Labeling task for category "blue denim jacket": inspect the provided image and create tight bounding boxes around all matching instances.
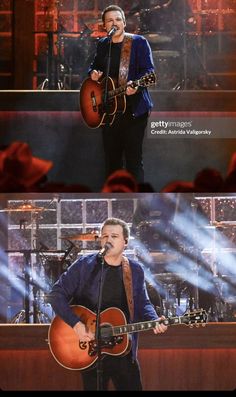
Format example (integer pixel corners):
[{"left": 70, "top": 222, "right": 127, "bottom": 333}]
[
  {"left": 49, "top": 253, "right": 158, "bottom": 360},
  {"left": 88, "top": 34, "right": 155, "bottom": 118}
]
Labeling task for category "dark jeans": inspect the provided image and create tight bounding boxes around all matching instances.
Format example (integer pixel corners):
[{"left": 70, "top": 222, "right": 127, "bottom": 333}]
[
  {"left": 102, "top": 110, "right": 149, "bottom": 184},
  {"left": 81, "top": 352, "right": 142, "bottom": 391}
]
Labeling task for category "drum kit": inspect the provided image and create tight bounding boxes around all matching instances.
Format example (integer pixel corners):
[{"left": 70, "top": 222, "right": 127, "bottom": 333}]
[
  {"left": 126, "top": 0, "right": 235, "bottom": 90},
  {"left": 1, "top": 202, "right": 100, "bottom": 323},
  {"left": 133, "top": 218, "right": 195, "bottom": 316},
  {"left": 134, "top": 215, "right": 236, "bottom": 319},
  {"left": 36, "top": 27, "right": 100, "bottom": 90},
  {"left": 36, "top": 0, "right": 104, "bottom": 90},
  {"left": 125, "top": 0, "right": 190, "bottom": 90}
]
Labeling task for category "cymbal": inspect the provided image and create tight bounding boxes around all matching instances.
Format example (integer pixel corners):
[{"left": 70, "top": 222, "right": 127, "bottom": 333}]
[
  {"left": 0, "top": 204, "right": 45, "bottom": 213},
  {"left": 197, "top": 221, "right": 236, "bottom": 229},
  {"left": 152, "top": 50, "right": 180, "bottom": 58},
  {"left": 144, "top": 33, "right": 172, "bottom": 44},
  {"left": 5, "top": 249, "right": 65, "bottom": 254},
  {"left": 212, "top": 221, "right": 236, "bottom": 227},
  {"left": 194, "top": 9, "right": 235, "bottom": 16},
  {"left": 149, "top": 252, "right": 178, "bottom": 263},
  {"left": 34, "top": 31, "right": 82, "bottom": 34},
  {"left": 60, "top": 33, "right": 81, "bottom": 38},
  {"left": 197, "top": 225, "right": 216, "bottom": 229},
  {"left": 154, "top": 272, "right": 184, "bottom": 283},
  {"left": 60, "top": 232, "right": 100, "bottom": 241}
]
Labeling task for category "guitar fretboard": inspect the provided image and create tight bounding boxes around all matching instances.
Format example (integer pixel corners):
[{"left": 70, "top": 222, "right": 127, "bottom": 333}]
[
  {"left": 108, "top": 73, "right": 156, "bottom": 100},
  {"left": 112, "top": 317, "right": 182, "bottom": 335},
  {"left": 111, "top": 310, "right": 208, "bottom": 335},
  {"left": 108, "top": 85, "right": 127, "bottom": 99}
]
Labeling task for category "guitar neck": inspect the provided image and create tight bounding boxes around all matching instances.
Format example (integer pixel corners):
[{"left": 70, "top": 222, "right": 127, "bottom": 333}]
[
  {"left": 112, "top": 316, "right": 185, "bottom": 336},
  {"left": 108, "top": 81, "right": 137, "bottom": 99},
  {"left": 111, "top": 308, "right": 208, "bottom": 335},
  {"left": 108, "top": 73, "right": 155, "bottom": 100}
]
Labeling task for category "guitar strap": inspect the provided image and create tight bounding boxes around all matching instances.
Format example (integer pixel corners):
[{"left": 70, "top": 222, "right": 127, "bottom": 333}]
[
  {"left": 121, "top": 255, "right": 134, "bottom": 322},
  {"left": 118, "top": 33, "right": 133, "bottom": 86}
]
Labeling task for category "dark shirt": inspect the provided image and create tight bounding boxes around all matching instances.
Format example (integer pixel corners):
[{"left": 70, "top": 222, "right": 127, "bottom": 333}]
[
  {"left": 101, "top": 262, "right": 129, "bottom": 322},
  {"left": 104, "top": 42, "right": 122, "bottom": 80}
]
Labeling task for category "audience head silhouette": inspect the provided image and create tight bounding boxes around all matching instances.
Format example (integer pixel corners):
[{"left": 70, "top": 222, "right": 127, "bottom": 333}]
[
  {"left": 161, "top": 180, "right": 194, "bottom": 192},
  {"left": 101, "top": 169, "right": 138, "bottom": 192},
  {"left": 193, "top": 167, "right": 224, "bottom": 192},
  {"left": 224, "top": 152, "right": 236, "bottom": 191},
  {"left": 0, "top": 141, "right": 53, "bottom": 191}
]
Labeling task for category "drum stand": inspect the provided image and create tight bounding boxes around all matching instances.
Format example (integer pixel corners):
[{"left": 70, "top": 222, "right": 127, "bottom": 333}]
[
  {"left": 37, "top": 1, "right": 66, "bottom": 90},
  {"left": 5, "top": 249, "right": 32, "bottom": 323},
  {"left": 6, "top": 212, "right": 52, "bottom": 323},
  {"left": 38, "top": 31, "right": 64, "bottom": 90},
  {"left": 2, "top": 201, "right": 63, "bottom": 323},
  {"left": 171, "top": 0, "right": 194, "bottom": 90},
  {"left": 174, "top": 0, "right": 220, "bottom": 90},
  {"left": 6, "top": 249, "right": 51, "bottom": 324},
  {"left": 23, "top": 250, "right": 31, "bottom": 323}
]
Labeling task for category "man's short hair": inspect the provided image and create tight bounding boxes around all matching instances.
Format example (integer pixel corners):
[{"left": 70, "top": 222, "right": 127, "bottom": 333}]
[
  {"left": 101, "top": 5, "right": 126, "bottom": 24},
  {"left": 101, "top": 217, "right": 130, "bottom": 240}
]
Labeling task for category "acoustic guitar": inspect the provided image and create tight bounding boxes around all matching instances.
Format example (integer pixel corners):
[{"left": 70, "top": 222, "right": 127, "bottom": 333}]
[
  {"left": 79, "top": 72, "right": 156, "bottom": 128},
  {"left": 48, "top": 305, "right": 207, "bottom": 370}
]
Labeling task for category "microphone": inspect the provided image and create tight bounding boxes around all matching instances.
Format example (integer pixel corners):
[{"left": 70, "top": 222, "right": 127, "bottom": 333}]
[
  {"left": 98, "top": 242, "right": 112, "bottom": 257},
  {"left": 107, "top": 26, "right": 118, "bottom": 37}
]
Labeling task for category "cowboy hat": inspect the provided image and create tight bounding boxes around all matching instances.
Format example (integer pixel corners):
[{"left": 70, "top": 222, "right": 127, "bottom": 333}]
[{"left": 0, "top": 141, "right": 53, "bottom": 188}]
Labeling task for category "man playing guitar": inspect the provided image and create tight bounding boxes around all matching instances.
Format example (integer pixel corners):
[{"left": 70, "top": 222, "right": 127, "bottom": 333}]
[
  {"left": 84, "top": 5, "right": 155, "bottom": 185},
  {"left": 49, "top": 217, "right": 167, "bottom": 390}
]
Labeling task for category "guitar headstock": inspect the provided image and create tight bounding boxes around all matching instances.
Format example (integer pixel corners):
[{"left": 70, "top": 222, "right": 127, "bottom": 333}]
[
  {"left": 181, "top": 309, "right": 208, "bottom": 327},
  {"left": 139, "top": 72, "right": 157, "bottom": 87}
]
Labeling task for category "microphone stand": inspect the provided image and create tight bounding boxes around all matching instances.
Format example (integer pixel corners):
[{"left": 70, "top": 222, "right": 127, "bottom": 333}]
[
  {"left": 103, "top": 35, "right": 113, "bottom": 126},
  {"left": 173, "top": 0, "right": 188, "bottom": 90},
  {"left": 95, "top": 253, "right": 106, "bottom": 390}
]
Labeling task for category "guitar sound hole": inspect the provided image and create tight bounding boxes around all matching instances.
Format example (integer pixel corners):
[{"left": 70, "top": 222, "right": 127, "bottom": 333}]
[
  {"left": 100, "top": 324, "right": 124, "bottom": 348},
  {"left": 100, "top": 324, "right": 113, "bottom": 341}
]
